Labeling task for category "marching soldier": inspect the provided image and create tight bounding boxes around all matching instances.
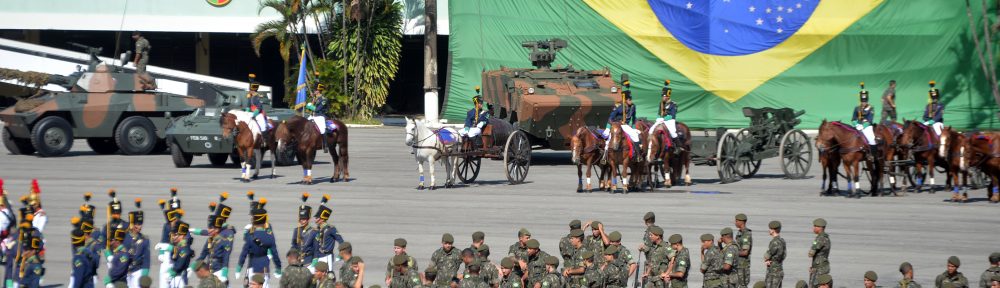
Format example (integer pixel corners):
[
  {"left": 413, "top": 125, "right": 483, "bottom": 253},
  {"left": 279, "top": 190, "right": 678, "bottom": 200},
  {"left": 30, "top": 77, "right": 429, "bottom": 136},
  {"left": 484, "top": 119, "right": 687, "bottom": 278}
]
[
  {"left": 642, "top": 226, "right": 668, "bottom": 288},
  {"left": 388, "top": 255, "right": 422, "bottom": 288},
  {"left": 762, "top": 221, "right": 785, "bottom": 288},
  {"left": 562, "top": 229, "right": 589, "bottom": 288},
  {"left": 559, "top": 220, "right": 582, "bottom": 262},
  {"left": 720, "top": 228, "right": 740, "bottom": 288},
  {"left": 166, "top": 221, "right": 194, "bottom": 288},
  {"left": 865, "top": 271, "right": 879, "bottom": 288},
  {"left": 935, "top": 256, "right": 969, "bottom": 288},
  {"left": 583, "top": 221, "right": 607, "bottom": 264},
  {"left": 464, "top": 87, "right": 490, "bottom": 148},
  {"left": 280, "top": 249, "right": 312, "bottom": 288},
  {"left": 314, "top": 194, "right": 344, "bottom": 272},
  {"left": 314, "top": 262, "right": 337, "bottom": 288},
  {"left": 193, "top": 192, "right": 235, "bottom": 285},
  {"left": 194, "top": 261, "right": 225, "bottom": 288},
  {"left": 429, "top": 233, "right": 461, "bottom": 287},
  {"left": 606, "top": 231, "right": 636, "bottom": 283},
  {"left": 897, "top": 262, "right": 923, "bottom": 288},
  {"left": 292, "top": 193, "right": 316, "bottom": 270},
  {"left": 665, "top": 234, "right": 690, "bottom": 288},
  {"left": 881, "top": 80, "right": 897, "bottom": 122},
  {"left": 499, "top": 257, "right": 523, "bottom": 288},
  {"left": 125, "top": 199, "right": 151, "bottom": 288},
  {"left": 97, "top": 190, "right": 125, "bottom": 270},
  {"left": 245, "top": 74, "right": 271, "bottom": 133},
  {"left": 852, "top": 82, "right": 878, "bottom": 158},
  {"left": 538, "top": 256, "right": 561, "bottom": 288},
  {"left": 600, "top": 246, "right": 626, "bottom": 288},
  {"left": 105, "top": 224, "right": 130, "bottom": 287},
  {"left": 385, "top": 238, "right": 418, "bottom": 286},
  {"left": 71, "top": 222, "right": 98, "bottom": 288},
  {"left": 131, "top": 31, "right": 151, "bottom": 73},
  {"left": 982, "top": 253, "right": 1000, "bottom": 288},
  {"left": 522, "top": 239, "right": 549, "bottom": 288},
  {"left": 236, "top": 196, "right": 282, "bottom": 287},
  {"left": 923, "top": 81, "right": 945, "bottom": 138},
  {"left": 17, "top": 228, "right": 43, "bottom": 288},
  {"left": 700, "top": 234, "right": 723, "bottom": 288},
  {"left": 157, "top": 188, "right": 184, "bottom": 288},
  {"left": 734, "top": 214, "right": 753, "bottom": 288},
  {"left": 808, "top": 219, "right": 831, "bottom": 288}
]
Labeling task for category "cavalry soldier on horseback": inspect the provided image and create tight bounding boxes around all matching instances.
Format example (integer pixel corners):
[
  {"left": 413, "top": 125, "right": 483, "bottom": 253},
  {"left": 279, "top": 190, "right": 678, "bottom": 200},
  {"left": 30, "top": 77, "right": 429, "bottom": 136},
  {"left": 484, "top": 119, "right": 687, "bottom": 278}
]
[
  {"left": 603, "top": 80, "right": 641, "bottom": 161},
  {"left": 307, "top": 82, "right": 335, "bottom": 152},
  {"left": 651, "top": 80, "right": 681, "bottom": 144},
  {"left": 464, "top": 86, "right": 489, "bottom": 149},
  {"left": 245, "top": 74, "right": 271, "bottom": 133},
  {"left": 923, "top": 81, "right": 945, "bottom": 139},
  {"left": 852, "top": 82, "right": 878, "bottom": 158}
]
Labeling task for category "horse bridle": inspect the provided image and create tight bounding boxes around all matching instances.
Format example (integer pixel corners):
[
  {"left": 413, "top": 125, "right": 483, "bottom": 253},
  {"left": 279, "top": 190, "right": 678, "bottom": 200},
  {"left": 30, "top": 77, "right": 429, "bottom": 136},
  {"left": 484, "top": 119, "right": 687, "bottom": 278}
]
[{"left": 406, "top": 121, "right": 446, "bottom": 153}]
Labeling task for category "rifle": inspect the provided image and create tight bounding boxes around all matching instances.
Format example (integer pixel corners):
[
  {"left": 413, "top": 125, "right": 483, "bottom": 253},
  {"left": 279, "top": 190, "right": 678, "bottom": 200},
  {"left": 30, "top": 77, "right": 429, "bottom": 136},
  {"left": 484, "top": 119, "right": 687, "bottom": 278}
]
[{"left": 632, "top": 252, "right": 642, "bottom": 288}]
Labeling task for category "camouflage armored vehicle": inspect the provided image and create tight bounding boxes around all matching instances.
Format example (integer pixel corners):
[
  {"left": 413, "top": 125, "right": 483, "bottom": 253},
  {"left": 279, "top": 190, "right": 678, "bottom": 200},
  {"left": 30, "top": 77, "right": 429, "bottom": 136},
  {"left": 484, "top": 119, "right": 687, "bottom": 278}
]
[
  {"left": 165, "top": 88, "right": 297, "bottom": 167},
  {"left": 1, "top": 43, "right": 204, "bottom": 157},
  {"left": 479, "top": 38, "right": 617, "bottom": 150}
]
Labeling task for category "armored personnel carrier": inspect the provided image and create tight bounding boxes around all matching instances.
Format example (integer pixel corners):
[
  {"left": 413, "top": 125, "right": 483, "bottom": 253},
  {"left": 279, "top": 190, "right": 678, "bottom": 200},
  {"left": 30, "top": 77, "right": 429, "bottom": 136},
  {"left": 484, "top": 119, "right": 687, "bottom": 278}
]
[{"left": 1, "top": 43, "right": 204, "bottom": 157}]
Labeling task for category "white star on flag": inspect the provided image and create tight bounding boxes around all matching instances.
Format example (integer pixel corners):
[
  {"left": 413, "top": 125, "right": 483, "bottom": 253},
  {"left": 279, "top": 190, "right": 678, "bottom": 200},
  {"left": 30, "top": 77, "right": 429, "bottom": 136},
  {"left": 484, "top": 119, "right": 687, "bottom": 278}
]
[
  {"left": 777, "top": 28, "right": 784, "bottom": 33},
  {"left": 796, "top": 3, "right": 803, "bottom": 8},
  {"left": 756, "top": 18, "right": 764, "bottom": 25},
  {"left": 787, "top": 8, "right": 793, "bottom": 13},
  {"left": 776, "top": 16, "right": 783, "bottom": 23},
  {"left": 724, "top": 29, "right": 730, "bottom": 33},
  {"left": 777, "top": 6, "right": 784, "bottom": 11},
  {"left": 749, "top": 6, "right": 756, "bottom": 12},
  {"left": 686, "top": 2, "right": 693, "bottom": 9},
  {"left": 766, "top": 7, "right": 772, "bottom": 13}
]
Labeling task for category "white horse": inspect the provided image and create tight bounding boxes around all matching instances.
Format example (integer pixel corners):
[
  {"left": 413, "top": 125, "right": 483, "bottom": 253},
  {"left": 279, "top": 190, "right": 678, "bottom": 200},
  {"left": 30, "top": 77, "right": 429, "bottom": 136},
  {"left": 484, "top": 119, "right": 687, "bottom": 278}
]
[{"left": 404, "top": 117, "right": 459, "bottom": 190}]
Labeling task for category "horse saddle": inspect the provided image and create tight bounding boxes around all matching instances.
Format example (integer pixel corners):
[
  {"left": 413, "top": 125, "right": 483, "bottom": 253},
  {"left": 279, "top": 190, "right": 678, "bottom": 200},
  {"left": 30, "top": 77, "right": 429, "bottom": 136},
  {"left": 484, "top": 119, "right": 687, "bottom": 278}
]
[{"left": 435, "top": 128, "right": 458, "bottom": 146}]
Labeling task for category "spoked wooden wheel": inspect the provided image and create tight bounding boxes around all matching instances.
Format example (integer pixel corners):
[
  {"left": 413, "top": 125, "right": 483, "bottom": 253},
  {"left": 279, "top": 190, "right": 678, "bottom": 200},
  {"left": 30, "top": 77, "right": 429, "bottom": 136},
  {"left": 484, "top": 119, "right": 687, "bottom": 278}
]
[
  {"left": 456, "top": 156, "right": 482, "bottom": 184},
  {"left": 716, "top": 132, "right": 740, "bottom": 184},
  {"left": 779, "top": 129, "right": 813, "bottom": 179},
  {"left": 504, "top": 131, "right": 531, "bottom": 184},
  {"left": 734, "top": 129, "right": 762, "bottom": 178}
]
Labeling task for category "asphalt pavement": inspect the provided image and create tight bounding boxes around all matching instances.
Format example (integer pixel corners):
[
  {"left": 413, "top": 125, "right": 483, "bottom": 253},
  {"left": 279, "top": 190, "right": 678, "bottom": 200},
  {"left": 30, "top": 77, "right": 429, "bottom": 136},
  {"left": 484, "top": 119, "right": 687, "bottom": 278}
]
[{"left": 0, "top": 126, "right": 996, "bottom": 287}]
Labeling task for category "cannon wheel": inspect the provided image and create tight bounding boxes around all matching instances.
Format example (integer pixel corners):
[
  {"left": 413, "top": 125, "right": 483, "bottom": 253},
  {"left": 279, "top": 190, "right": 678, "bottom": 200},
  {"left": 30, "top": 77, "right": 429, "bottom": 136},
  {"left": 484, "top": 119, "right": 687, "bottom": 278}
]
[
  {"left": 504, "top": 131, "right": 531, "bottom": 184},
  {"left": 779, "top": 129, "right": 812, "bottom": 179},
  {"left": 734, "top": 129, "right": 762, "bottom": 178},
  {"left": 457, "top": 156, "right": 482, "bottom": 184},
  {"left": 716, "top": 132, "right": 740, "bottom": 184}
]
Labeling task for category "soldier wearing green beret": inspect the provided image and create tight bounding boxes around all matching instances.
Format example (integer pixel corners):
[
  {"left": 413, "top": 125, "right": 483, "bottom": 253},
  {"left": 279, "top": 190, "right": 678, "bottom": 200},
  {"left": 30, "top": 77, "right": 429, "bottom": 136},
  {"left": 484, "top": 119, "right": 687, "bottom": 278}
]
[
  {"left": 499, "top": 257, "right": 524, "bottom": 288},
  {"left": 639, "top": 213, "right": 656, "bottom": 261},
  {"left": 936, "top": 256, "right": 969, "bottom": 288},
  {"left": 808, "top": 219, "right": 831, "bottom": 288},
  {"left": 561, "top": 220, "right": 583, "bottom": 262},
  {"left": 281, "top": 249, "right": 313, "bottom": 288},
  {"left": 313, "top": 261, "right": 337, "bottom": 288},
  {"left": 430, "top": 233, "right": 462, "bottom": 287},
  {"left": 607, "top": 231, "right": 637, "bottom": 282},
  {"left": 981, "top": 252, "right": 1000, "bottom": 288},
  {"left": 754, "top": 281, "right": 766, "bottom": 288},
  {"left": 509, "top": 228, "right": 533, "bottom": 280},
  {"left": 389, "top": 254, "right": 423, "bottom": 288},
  {"left": 700, "top": 233, "right": 724, "bottom": 288},
  {"left": 340, "top": 243, "right": 363, "bottom": 288},
  {"left": 865, "top": 271, "right": 879, "bottom": 288},
  {"left": 720, "top": 228, "right": 741, "bottom": 288},
  {"left": 735, "top": 214, "right": 753, "bottom": 288},
  {"left": 795, "top": 280, "right": 808, "bottom": 288},
  {"left": 763, "top": 221, "right": 785, "bottom": 288},
  {"left": 580, "top": 250, "right": 603, "bottom": 288},
  {"left": 473, "top": 245, "right": 501, "bottom": 287},
  {"left": 523, "top": 239, "right": 551, "bottom": 288},
  {"left": 584, "top": 221, "right": 608, "bottom": 265},
  {"left": 424, "top": 265, "right": 440, "bottom": 286},
  {"left": 643, "top": 226, "right": 669, "bottom": 288},
  {"left": 665, "top": 234, "right": 690, "bottom": 288},
  {"left": 249, "top": 274, "right": 266, "bottom": 288},
  {"left": 990, "top": 275, "right": 999, "bottom": 288},
  {"left": 601, "top": 246, "right": 627, "bottom": 288},
  {"left": 460, "top": 260, "right": 490, "bottom": 288},
  {"left": 897, "top": 262, "right": 923, "bottom": 288},
  {"left": 195, "top": 260, "right": 226, "bottom": 288},
  {"left": 386, "top": 239, "right": 420, "bottom": 287},
  {"left": 563, "top": 229, "right": 591, "bottom": 287},
  {"left": 471, "top": 231, "right": 486, "bottom": 252},
  {"left": 816, "top": 274, "right": 832, "bottom": 288},
  {"left": 540, "top": 256, "right": 563, "bottom": 288}
]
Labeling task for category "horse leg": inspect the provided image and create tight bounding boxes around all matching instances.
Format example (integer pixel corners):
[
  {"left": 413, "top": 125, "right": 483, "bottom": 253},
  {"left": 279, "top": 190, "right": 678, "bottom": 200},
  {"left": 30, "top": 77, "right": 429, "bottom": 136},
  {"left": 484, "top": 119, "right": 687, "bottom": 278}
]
[
  {"left": 684, "top": 153, "right": 692, "bottom": 186},
  {"left": 416, "top": 160, "right": 425, "bottom": 190},
  {"left": 269, "top": 145, "right": 277, "bottom": 179},
  {"left": 340, "top": 142, "right": 350, "bottom": 181},
  {"left": 428, "top": 157, "right": 437, "bottom": 190},
  {"left": 928, "top": 156, "right": 937, "bottom": 193},
  {"left": 585, "top": 162, "right": 595, "bottom": 192},
  {"left": 302, "top": 147, "right": 315, "bottom": 185},
  {"left": 252, "top": 148, "right": 262, "bottom": 180},
  {"left": 330, "top": 144, "right": 340, "bottom": 183},
  {"left": 577, "top": 163, "right": 584, "bottom": 192}
]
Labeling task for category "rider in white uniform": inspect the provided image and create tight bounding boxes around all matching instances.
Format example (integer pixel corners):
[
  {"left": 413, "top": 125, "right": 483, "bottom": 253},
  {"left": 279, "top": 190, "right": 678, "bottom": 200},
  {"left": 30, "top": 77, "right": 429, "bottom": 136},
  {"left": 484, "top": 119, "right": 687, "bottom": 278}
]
[
  {"left": 852, "top": 82, "right": 877, "bottom": 156},
  {"left": 603, "top": 79, "right": 640, "bottom": 160},
  {"left": 463, "top": 87, "right": 489, "bottom": 148},
  {"left": 246, "top": 74, "right": 270, "bottom": 133},
  {"left": 649, "top": 80, "right": 678, "bottom": 141},
  {"left": 922, "top": 80, "right": 945, "bottom": 138}
]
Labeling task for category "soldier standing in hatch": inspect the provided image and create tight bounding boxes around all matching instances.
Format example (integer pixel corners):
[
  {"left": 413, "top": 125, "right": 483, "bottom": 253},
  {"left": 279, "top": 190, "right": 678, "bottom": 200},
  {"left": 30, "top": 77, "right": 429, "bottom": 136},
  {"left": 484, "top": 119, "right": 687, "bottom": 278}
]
[
  {"left": 762, "top": 221, "right": 785, "bottom": 288},
  {"left": 132, "top": 31, "right": 150, "bottom": 74},
  {"left": 808, "top": 219, "right": 831, "bottom": 288},
  {"left": 734, "top": 214, "right": 753, "bottom": 288}
]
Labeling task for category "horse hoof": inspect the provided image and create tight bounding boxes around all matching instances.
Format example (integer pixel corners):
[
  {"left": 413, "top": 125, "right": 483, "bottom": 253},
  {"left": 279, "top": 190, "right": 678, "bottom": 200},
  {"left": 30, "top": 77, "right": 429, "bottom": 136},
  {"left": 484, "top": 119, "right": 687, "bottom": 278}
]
[
  {"left": 417, "top": 185, "right": 424, "bottom": 190},
  {"left": 429, "top": 186, "right": 436, "bottom": 191}
]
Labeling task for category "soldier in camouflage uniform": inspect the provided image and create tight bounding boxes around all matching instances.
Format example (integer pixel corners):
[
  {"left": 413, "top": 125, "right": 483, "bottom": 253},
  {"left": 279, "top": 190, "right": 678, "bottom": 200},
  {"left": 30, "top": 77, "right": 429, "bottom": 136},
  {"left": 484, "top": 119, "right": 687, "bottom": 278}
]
[
  {"left": 607, "top": 231, "right": 637, "bottom": 282},
  {"left": 638, "top": 212, "right": 656, "bottom": 263},
  {"left": 815, "top": 274, "right": 832, "bottom": 288},
  {"left": 194, "top": 261, "right": 225, "bottom": 288},
  {"left": 499, "top": 257, "right": 524, "bottom": 288},
  {"left": 562, "top": 229, "right": 590, "bottom": 287},
  {"left": 981, "top": 253, "right": 1000, "bottom": 288},
  {"left": 865, "top": 271, "right": 879, "bottom": 288},
  {"left": 476, "top": 245, "right": 501, "bottom": 287},
  {"left": 461, "top": 261, "right": 491, "bottom": 288},
  {"left": 700, "top": 234, "right": 723, "bottom": 288},
  {"left": 471, "top": 232, "right": 486, "bottom": 253},
  {"left": 509, "top": 229, "right": 532, "bottom": 280},
  {"left": 735, "top": 214, "right": 753, "bottom": 288},
  {"left": 897, "top": 262, "right": 923, "bottom": 288},
  {"left": 386, "top": 238, "right": 419, "bottom": 286},
  {"left": 583, "top": 221, "right": 607, "bottom": 264},
  {"left": 342, "top": 257, "right": 365, "bottom": 288},
  {"left": 601, "top": 246, "right": 627, "bottom": 288},
  {"left": 642, "top": 226, "right": 668, "bottom": 288},
  {"left": 935, "top": 256, "right": 969, "bottom": 288},
  {"left": 390, "top": 255, "right": 423, "bottom": 288},
  {"left": 560, "top": 220, "right": 582, "bottom": 262},
  {"left": 762, "top": 221, "right": 785, "bottom": 288},
  {"left": 795, "top": 280, "right": 808, "bottom": 288},
  {"left": 340, "top": 242, "right": 359, "bottom": 287},
  {"left": 314, "top": 261, "right": 338, "bottom": 288},
  {"left": 721, "top": 228, "right": 740, "bottom": 288},
  {"left": 580, "top": 251, "right": 603, "bottom": 288},
  {"left": 539, "top": 256, "right": 562, "bottom": 288},
  {"left": 665, "top": 234, "right": 690, "bottom": 288},
  {"left": 522, "top": 239, "right": 550, "bottom": 288},
  {"left": 808, "top": 219, "right": 831, "bottom": 288},
  {"left": 424, "top": 265, "right": 441, "bottom": 287},
  {"left": 131, "top": 31, "right": 151, "bottom": 73},
  {"left": 281, "top": 249, "right": 313, "bottom": 288},
  {"left": 430, "top": 233, "right": 462, "bottom": 287}
]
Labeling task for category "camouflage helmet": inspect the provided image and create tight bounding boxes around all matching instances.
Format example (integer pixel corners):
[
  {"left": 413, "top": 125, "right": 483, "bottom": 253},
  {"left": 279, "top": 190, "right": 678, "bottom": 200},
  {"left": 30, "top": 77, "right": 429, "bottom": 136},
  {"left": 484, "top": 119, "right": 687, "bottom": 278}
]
[{"left": 859, "top": 82, "right": 869, "bottom": 103}]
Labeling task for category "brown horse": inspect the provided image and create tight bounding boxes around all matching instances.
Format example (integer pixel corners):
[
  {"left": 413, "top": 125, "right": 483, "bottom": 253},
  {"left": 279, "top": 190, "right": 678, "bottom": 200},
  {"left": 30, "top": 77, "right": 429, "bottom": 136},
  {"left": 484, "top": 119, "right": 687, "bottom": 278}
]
[
  {"left": 220, "top": 110, "right": 278, "bottom": 182},
  {"left": 816, "top": 120, "right": 875, "bottom": 197},
  {"left": 571, "top": 126, "right": 607, "bottom": 192},
  {"left": 605, "top": 122, "right": 632, "bottom": 192},
  {"left": 966, "top": 132, "right": 1000, "bottom": 202},
  {"left": 666, "top": 122, "right": 692, "bottom": 186},
  {"left": 874, "top": 121, "right": 904, "bottom": 194},
  {"left": 817, "top": 141, "right": 842, "bottom": 194},
  {"left": 898, "top": 120, "right": 941, "bottom": 192},
  {"left": 275, "top": 115, "right": 349, "bottom": 184},
  {"left": 629, "top": 120, "right": 651, "bottom": 191},
  {"left": 646, "top": 125, "right": 672, "bottom": 187},
  {"left": 940, "top": 127, "right": 970, "bottom": 201}
]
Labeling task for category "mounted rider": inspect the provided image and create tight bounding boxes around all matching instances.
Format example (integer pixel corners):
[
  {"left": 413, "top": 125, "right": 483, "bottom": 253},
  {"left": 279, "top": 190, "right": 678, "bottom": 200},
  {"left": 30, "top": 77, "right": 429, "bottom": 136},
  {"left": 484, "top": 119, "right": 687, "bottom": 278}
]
[
  {"left": 852, "top": 82, "right": 878, "bottom": 158},
  {"left": 306, "top": 82, "right": 334, "bottom": 151},
  {"left": 923, "top": 80, "right": 945, "bottom": 139},
  {"left": 650, "top": 79, "right": 681, "bottom": 145},
  {"left": 464, "top": 86, "right": 489, "bottom": 148},
  {"left": 603, "top": 78, "right": 641, "bottom": 160},
  {"left": 245, "top": 74, "right": 271, "bottom": 133}
]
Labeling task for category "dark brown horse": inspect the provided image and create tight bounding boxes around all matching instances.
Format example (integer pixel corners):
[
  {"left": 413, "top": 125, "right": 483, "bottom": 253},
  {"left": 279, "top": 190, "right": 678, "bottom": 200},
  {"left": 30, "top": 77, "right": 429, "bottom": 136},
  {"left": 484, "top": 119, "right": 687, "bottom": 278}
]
[
  {"left": 275, "top": 115, "right": 349, "bottom": 184},
  {"left": 571, "top": 126, "right": 607, "bottom": 192},
  {"left": 874, "top": 121, "right": 904, "bottom": 194},
  {"left": 220, "top": 110, "right": 278, "bottom": 182},
  {"left": 966, "top": 131, "right": 1000, "bottom": 202},
  {"left": 646, "top": 125, "right": 672, "bottom": 187},
  {"left": 816, "top": 120, "right": 875, "bottom": 197},
  {"left": 940, "top": 127, "right": 970, "bottom": 201},
  {"left": 898, "top": 120, "right": 941, "bottom": 192},
  {"left": 666, "top": 122, "right": 692, "bottom": 186},
  {"left": 605, "top": 122, "right": 632, "bottom": 192},
  {"left": 629, "top": 120, "right": 651, "bottom": 191}
]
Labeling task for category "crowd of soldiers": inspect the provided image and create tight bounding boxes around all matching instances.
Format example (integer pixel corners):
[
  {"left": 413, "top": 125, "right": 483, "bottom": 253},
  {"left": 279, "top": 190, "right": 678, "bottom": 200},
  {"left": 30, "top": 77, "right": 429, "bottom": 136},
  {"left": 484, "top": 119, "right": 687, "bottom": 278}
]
[{"left": 0, "top": 179, "right": 998, "bottom": 288}]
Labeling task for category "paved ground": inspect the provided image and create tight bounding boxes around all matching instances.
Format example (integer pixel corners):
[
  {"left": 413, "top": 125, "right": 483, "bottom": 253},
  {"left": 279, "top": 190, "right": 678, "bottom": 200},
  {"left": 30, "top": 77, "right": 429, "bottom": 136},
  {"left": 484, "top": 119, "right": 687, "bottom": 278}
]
[{"left": 0, "top": 127, "right": 997, "bottom": 287}]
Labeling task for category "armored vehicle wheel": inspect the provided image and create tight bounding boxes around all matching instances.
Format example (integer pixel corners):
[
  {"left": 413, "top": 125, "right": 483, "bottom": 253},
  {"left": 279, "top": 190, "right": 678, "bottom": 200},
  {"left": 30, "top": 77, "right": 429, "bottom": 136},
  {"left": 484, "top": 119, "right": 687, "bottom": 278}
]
[
  {"left": 3, "top": 127, "right": 35, "bottom": 155},
  {"left": 208, "top": 153, "right": 230, "bottom": 167},
  {"left": 31, "top": 116, "right": 73, "bottom": 157},
  {"left": 115, "top": 116, "right": 157, "bottom": 155},
  {"left": 170, "top": 141, "right": 193, "bottom": 167},
  {"left": 457, "top": 156, "right": 482, "bottom": 184},
  {"left": 779, "top": 129, "right": 812, "bottom": 179},
  {"left": 716, "top": 132, "right": 740, "bottom": 184},
  {"left": 151, "top": 140, "right": 169, "bottom": 154},
  {"left": 86, "top": 138, "right": 119, "bottom": 154},
  {"left": 504, "top": 131, "right": 531, "bottom": 184},
  {"left": 734, "top": 129, "right": 762, "bottom": 178}
]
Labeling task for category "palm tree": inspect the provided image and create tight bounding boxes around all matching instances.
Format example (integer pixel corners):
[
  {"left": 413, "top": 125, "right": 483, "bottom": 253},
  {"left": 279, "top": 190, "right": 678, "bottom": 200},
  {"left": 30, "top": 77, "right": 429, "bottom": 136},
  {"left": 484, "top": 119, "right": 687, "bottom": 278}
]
[
  {"left": 327, "top": 0, "right": 403, "bottom": 119},
  {"left": 251, "top": 0, "right": 304, "bottom": 105}
]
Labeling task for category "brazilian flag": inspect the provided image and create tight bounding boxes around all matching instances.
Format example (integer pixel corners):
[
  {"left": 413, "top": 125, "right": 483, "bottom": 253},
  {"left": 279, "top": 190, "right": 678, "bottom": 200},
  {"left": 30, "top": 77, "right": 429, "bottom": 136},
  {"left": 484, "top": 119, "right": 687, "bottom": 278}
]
[{"left": 444, "top": 0, "right": 998, "bottom": 130}]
